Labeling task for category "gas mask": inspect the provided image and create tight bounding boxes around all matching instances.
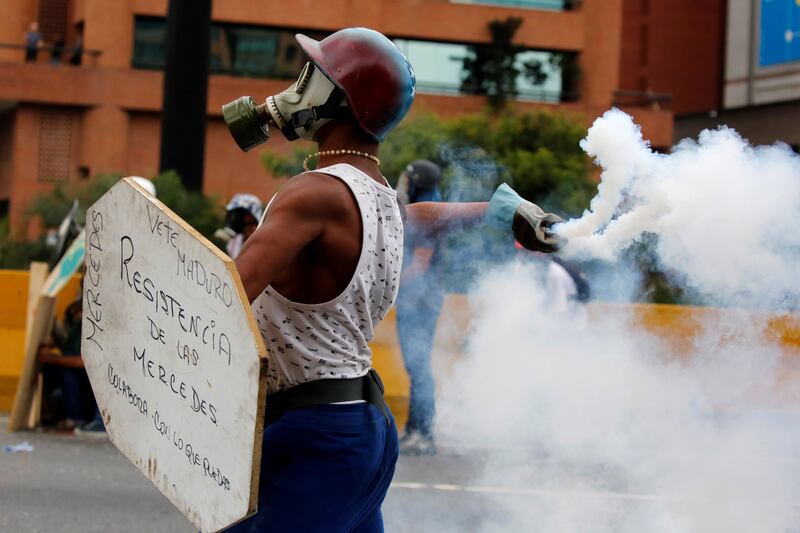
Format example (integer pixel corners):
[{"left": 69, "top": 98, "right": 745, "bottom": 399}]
[{"left": 222, "top": 62, "right": 348, "bottom": 151}]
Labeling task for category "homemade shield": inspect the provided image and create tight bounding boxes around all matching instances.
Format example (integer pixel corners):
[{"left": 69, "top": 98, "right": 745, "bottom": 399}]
[{"left": 81, "top": 178, "right": 267, "bottom": 532}]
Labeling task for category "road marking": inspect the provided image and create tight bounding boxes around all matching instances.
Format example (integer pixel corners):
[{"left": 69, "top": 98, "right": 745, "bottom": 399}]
[
  {"left": 391, "top": 481, "right": 664, "bottom": 502},
  {"left": 391, "top": 481, "right": 800, "bottom": 509},
  {"left": 392, "top": 482, "right": 427, "bottom": 489},
  {"left": 464, "top": 485, "right": 664, "bottom": 502}
]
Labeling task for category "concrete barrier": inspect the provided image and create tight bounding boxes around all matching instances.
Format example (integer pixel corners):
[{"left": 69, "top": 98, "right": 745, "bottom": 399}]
[
  {"left": 2, "top": 285, "right": 798, "bottom": 419},
  {"left": 371, "top": 296, "right": 800, "bottom": 428},
  {"left": 0, "top": 269, "right": 81, "bottom": 412}
]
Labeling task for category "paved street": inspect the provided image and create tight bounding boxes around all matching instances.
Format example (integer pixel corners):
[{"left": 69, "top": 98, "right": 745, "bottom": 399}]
[
  {"left": 0, "top": 417, "right": 620, "bottom": 533},
  {"left": 3, "top": 414, "right": 800, "bottom": 532}
]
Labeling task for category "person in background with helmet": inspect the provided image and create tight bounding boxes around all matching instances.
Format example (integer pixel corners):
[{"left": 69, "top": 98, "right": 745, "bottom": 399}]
[
  {"left": 216, "top": 193, "right": 263, "bottom": 259},
  {"left": 224, "top": 27, "right": 562, "bottom": 532},
  {"left": 395, "top": 160, "right": 445, "bottom": 456},
  {"left": 131, "top": 176, "right": 157, "bottom": 197}
]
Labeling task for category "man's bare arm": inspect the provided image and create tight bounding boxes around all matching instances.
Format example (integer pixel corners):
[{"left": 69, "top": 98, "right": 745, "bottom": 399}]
[
  {"left": 235, "top": 174, "right": 333, "bottom": 302},
  {"left": 405, "top": 184, "right": 564, "bottom": 252},
  {"left": 404, "top": 202, "right": 488, "bottom": 238}
]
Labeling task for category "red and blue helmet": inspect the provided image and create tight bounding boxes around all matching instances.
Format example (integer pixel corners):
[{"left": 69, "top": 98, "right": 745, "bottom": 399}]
[{"left": 295, "top": 28, "right": 416, "bottom": 142}]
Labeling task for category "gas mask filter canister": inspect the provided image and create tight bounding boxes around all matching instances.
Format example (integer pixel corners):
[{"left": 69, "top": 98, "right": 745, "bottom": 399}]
[{"left": 222, "top": 62, "right": 347, "bottom": 151}]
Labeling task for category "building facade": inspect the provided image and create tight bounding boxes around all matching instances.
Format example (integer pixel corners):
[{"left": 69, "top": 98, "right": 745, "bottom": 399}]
[
  {"left": 0, "top": 0, "right": 673, "bottom": 235},
  {"left": 675, "top": 0, "right": 800, "bottom": 150},
  {"left": 618, "top": 0, "right": 728, "bottom": 116},
  {"left": 619, "top": 0, "right": 800, "bottom": 150}
]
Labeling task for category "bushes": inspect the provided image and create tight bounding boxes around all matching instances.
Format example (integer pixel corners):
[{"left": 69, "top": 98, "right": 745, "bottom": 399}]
[
  {"left": 255, "top": 109, "right": 595, "bottom": 292},
  {"left": 260, "top": 109, "right": 595, "bottom": 216},
  {"left": 0, "top": 216, "right": 51, "bottom": 269},
  {"left": 0, "top": 172, "right": 225, "bottom": 270},
  {"left": 380, "top": 110, "right": 594, "bottom": 292},
  {"left": 149, "top": 172, "right": 223, "bottom": 240},
  {"left": 378, "top": 110, "right": 594, "bottom": 215},
  {"left": 25, "top": 171, "right": 224, "bottom": 240}
]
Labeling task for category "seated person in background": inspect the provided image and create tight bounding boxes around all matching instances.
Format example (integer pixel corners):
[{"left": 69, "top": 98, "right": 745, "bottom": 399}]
[{"left": 39, "top": 299, "right": 104, "bottom": 433}]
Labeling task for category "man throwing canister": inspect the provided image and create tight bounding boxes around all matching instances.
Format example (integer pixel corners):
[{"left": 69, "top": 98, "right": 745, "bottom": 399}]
[{"left": 226, "top": 27, "right": 561, "bottom": 532}]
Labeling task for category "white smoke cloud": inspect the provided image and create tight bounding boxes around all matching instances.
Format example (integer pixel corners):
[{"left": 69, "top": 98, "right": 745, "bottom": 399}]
[
  {"left": 431, "top": 111, "right": 800, "bottom": 532},
  {"left": 556, "top": 108, "right": 800, "bottom": 307},
  {"left": 437, "top": 265, "right": 798, "bottom": 532}
]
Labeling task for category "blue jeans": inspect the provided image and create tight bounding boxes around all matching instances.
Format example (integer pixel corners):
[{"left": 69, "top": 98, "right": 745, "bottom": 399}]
[
  {"left": 226, "top": 403, "right": 399, "bottom": 532},
  {"left": 43, "top": 365, "right": 96, "bottom": 423},
  {"left": 395, "top": 279, "right": 443, "bottom": 437}
]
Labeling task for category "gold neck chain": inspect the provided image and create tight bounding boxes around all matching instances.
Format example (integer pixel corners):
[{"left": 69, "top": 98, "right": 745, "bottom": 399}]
[{"left": 303, "top": 149, "right": 381, "bottom": 172}]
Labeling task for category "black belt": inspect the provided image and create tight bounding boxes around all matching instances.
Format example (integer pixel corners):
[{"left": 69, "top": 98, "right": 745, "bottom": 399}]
[{"left": 265, "top": 369, "right": 389, "bottom": 426}]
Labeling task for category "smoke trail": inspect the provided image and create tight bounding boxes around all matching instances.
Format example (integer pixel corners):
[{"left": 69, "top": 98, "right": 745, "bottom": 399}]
[
  {"left": 429, "top": 110, "right": 800, "bottom": 532},
  {"left": 556, "top": 108, "right": 800, "bottom": 308},
  {"left": 439, "top": 143, "right": 504, "bottom": 202}
]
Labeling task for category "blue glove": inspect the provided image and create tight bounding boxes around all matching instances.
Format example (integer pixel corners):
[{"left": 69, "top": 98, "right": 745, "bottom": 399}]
[{"left": 487, "top": 183, "right": 563, "bottom": 253}]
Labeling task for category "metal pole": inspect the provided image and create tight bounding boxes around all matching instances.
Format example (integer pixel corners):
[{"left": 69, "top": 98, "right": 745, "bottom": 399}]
[{"left": 159, "top": 0, "right": 211, "bottom": 191}]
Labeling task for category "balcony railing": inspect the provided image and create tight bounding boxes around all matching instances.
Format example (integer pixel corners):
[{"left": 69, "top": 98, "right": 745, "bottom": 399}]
[
  {"left": 450, "top": 0, "right": 582, "bottom": 10},
  {"left": 0, "top": 42, "right": 102, "bottom": 66},
  {"left": 613, "top": 90, "right": 673, "bottom": 111},
  {"left": 416, "top": 81, "right": 567, "bottom": 103}
]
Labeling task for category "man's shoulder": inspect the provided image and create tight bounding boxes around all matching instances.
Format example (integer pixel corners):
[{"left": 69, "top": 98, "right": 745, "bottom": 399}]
[{"left": 273, "top": 172, "right": 353, "bottom": 217}]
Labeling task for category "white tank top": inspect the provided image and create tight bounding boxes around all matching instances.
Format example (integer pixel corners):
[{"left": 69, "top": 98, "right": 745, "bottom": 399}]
[{"left": 252, "top": 164, "right": 404, "bottom": 393}]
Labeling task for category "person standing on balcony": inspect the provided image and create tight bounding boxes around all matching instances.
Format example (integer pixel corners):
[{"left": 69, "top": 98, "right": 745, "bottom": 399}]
[
  {"left": 24, "top": 21, "right": 43, "bottom": 63},
  {"left": 226, "top": 27, "right": 562, "bottom": 532},
  {"left": 50, "top": 33, "right": 65, "bottom": 64},
  {"left": 69, "top": 27, "right": 84, "bottom": 66}
]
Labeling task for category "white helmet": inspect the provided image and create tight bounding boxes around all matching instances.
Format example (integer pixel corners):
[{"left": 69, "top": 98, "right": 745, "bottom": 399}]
[
  {"left": 225, "top": 193, "right": 263, "bottom": 222},
  {"left": 129, "top": 176, "right": 157, "bottom": 197}
]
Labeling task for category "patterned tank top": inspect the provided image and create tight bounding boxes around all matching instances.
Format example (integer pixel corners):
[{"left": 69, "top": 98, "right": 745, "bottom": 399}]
[{"left": 252, "top": 164, "right": 404, "bottom": 393}]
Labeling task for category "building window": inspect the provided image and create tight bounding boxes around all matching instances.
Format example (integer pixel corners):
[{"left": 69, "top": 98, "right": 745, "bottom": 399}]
[
  {"left": 450, "top": 0, "right": 578, "bottom": 11},
  {"left": 133, "top": 17, "right": 325, "bottom": 79},
  {"left": 132, "top": 18, "right": 574, "bottom": 102},
  {"left": 132, "top": 17, "right": 166, "bottom": 69},
  {"left": 394, "top": 38, "right": 571, "bottom": 103}
]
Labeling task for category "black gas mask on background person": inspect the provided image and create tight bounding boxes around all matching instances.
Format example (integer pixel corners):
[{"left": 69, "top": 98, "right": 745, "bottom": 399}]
[{"left": 397, "top": 160, "right": 443, "bottom": 205}]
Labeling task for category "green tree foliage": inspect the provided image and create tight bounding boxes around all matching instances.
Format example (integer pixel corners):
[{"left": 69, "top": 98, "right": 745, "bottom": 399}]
[
  {"left": 380, "top": 110, "right": 593, "bottom": 216},
  {"left": 260, "top": 146, "right": 309, "bottom": 180},
  {"left": 460, "top": 17, "right": 526, "bottom": 111},
  {"left": 150, "top": 171, "right": 223, "bottom": 239},
  {"left": 259, "top": 110, "right": 594, "bottom": 216},
  {"left": 1, "top": 172, "right": 225, "bottom": 270},
  {"left": 25, "top": 172, "right": 223, "bottom": 239},
  {"left": 457, "top": 111, "right": 593, "bottom": 214},
  {"left": 0, "top": 217, "right": 51, "bottom": 269},
  {"left": 460, "top": 17, "right": 581, "bottom": 109},
  {"left": 376, "top": 114, "right": 450, "bottom": 187},
  {"left": 380, "top": 110, "right": 593, "bottom": 292},
  {"left": 245, "top": 112, "right": 685, "bottom": 303},
  {"left": 26, "top": 174, "right": 119, "bottom": 229}
]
